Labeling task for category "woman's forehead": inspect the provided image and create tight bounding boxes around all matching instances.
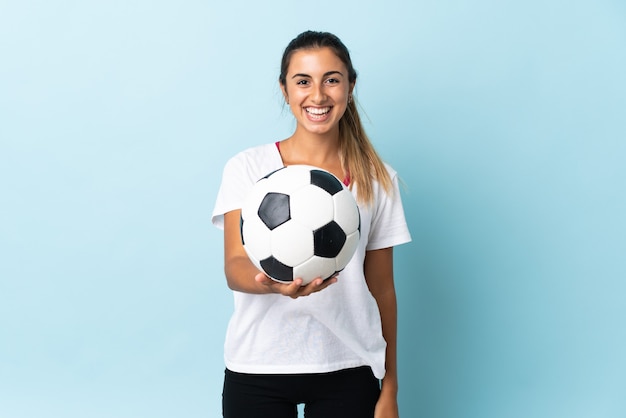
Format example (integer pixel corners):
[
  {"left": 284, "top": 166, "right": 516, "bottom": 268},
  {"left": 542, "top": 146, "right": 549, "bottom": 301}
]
[{"left": 286, "top": 47, "right": 347, "bottom": 75}]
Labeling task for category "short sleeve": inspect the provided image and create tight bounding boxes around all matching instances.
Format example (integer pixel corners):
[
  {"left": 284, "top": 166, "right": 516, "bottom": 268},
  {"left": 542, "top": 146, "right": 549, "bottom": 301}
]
[
  {"left": 211, "top": 143, "right": 284, "bottom": 230},
  {"left": 366, "top": 169, "right": 412, "bottom": 250},
  {"left": 211, "top": 155, "right": 250, "bottom": 230}
]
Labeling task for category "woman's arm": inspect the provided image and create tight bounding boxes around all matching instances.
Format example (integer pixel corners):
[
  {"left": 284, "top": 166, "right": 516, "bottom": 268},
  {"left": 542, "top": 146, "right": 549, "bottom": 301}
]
[
  {"left": 364, "top": 247, "right": 400, "bottom": 418},
  {"left": 223, "top": 210, "right": 336, "bottom": 297}
]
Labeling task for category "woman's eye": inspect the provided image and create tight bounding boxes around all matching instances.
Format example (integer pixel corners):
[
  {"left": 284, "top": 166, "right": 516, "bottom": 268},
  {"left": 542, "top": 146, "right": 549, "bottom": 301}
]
[
  {"left": 326, "top": 78, "right": 340, "bottom": 84},
  {"left": 296, "top": 79, "right": 309, "bottom": 85}
]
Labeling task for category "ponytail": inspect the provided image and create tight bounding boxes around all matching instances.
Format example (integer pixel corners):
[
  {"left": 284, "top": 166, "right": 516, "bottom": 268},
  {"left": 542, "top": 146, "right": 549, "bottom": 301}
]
[{"left": 339, "top": 99, "right": 393, "bottom": 205}]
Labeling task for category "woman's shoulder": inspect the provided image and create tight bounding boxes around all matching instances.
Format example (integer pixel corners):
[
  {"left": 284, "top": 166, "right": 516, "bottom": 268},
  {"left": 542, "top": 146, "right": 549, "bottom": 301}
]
[{"left": 221, "top": 142, "right": 283, "bottom": 183}]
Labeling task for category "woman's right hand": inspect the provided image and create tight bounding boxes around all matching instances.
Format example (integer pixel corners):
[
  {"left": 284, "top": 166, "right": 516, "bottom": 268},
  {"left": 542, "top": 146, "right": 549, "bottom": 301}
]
[
  {"left": 224, "top": 209, "right": 338, "bottom": 296},
  {"left": 254, "top": 273, "right": 338, "bottom": 299}
]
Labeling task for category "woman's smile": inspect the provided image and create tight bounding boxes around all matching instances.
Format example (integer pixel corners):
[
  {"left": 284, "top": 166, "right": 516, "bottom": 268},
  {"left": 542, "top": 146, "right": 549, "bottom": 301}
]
[{"left": 304, "top": 106, "right": 332, "bottom": 122}]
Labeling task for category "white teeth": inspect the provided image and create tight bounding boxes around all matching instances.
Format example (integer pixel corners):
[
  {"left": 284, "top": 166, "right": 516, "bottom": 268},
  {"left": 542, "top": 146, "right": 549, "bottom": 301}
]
[{"left": 306, "top": 107, "right": 330, "bottom": 115}]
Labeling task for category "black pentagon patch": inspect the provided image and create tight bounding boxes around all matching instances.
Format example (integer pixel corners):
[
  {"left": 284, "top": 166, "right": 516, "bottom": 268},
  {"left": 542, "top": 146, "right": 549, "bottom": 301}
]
[
  {"left": 310, "top": 169, "right": 343, "bottom": 195},
  {"left": 260, "top": 256, "right": 294, "bottom": 282},
  {"left": 258, "top": 192, "right": 290, "bottom": 230},
  {"left": 313, "top": 221, "right": 347, "bottom": 258}
]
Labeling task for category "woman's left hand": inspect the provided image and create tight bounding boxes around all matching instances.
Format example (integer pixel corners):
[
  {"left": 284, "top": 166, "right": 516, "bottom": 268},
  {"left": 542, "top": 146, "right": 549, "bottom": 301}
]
[{"left": 255, "top": 273, "right": 337, "bottom": 299}]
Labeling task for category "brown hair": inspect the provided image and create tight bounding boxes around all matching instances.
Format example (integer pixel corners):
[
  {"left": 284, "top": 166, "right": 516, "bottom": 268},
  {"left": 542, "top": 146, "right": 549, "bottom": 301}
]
[{"left": 279, "top": 30, "right": 393, "bottom": 205}]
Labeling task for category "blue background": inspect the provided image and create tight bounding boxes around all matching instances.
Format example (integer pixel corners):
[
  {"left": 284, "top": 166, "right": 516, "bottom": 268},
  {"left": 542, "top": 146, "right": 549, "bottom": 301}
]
[{"left": 1, "top": 1, "right": 625, "bottom": 417}]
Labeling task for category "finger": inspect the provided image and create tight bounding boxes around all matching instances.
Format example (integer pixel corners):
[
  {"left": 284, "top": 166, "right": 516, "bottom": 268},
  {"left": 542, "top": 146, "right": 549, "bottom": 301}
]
[
  {"left": 321, "top": 276, "right": 338, "bottom": 288},
  {"left": 280, "top": 278, "right": 303, "bottom": 297},
  {"left": 297, "top": 276, "right": 337, "bottom": 297}
]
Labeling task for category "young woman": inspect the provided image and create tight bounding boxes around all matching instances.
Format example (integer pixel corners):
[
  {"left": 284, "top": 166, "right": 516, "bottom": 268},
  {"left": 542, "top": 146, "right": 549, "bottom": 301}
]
[{"left": 212, "top": 31, "right": 411, "bottom": 418}]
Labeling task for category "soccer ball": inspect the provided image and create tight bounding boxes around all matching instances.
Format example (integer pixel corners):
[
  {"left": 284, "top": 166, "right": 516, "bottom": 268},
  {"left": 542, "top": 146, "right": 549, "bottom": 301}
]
[{"left": 240, "top": 165, "right": 360, "bottom": 284}]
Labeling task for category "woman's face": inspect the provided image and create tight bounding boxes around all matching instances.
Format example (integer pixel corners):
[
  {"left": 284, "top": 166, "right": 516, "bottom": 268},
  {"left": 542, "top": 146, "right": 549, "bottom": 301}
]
[{"left": 281, "top": 47, "right": 354, "bottom": 137}]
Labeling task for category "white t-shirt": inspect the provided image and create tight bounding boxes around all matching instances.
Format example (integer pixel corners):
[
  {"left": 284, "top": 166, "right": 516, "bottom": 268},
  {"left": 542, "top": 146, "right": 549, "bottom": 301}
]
[{"left": 212, "top": 143, "right": 411, "bottom": 379}]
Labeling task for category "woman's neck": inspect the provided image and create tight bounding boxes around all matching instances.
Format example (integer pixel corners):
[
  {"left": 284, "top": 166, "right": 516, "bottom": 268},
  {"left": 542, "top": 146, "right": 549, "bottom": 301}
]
[{"left": 278, "top": 132, "right": 344, "bottom": 179}]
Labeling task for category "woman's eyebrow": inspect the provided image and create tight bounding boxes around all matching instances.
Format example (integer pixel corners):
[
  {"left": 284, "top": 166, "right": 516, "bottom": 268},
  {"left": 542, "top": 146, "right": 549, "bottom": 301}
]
[{"left": 291, "top": 71, "right": 344, "bottom": 79}]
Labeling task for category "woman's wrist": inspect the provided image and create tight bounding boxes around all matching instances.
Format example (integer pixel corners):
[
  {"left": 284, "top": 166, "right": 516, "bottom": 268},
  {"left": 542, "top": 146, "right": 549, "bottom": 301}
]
[{"left": 380, "top": 376, "right": 398, "bottom": 396}]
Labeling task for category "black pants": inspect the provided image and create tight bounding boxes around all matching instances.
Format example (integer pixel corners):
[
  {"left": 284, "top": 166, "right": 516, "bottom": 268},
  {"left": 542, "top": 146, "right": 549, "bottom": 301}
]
[{"left": 222, "top": 366, "right": 381, "bottom": 418}]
